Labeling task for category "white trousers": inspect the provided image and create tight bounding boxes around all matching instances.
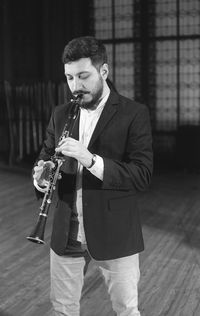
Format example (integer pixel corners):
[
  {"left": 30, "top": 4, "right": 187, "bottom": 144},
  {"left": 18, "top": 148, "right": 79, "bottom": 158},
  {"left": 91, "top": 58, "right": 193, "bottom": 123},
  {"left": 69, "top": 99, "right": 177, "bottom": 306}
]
[{"left": 50, "top": 249, "right": 141, "bottom": 316}]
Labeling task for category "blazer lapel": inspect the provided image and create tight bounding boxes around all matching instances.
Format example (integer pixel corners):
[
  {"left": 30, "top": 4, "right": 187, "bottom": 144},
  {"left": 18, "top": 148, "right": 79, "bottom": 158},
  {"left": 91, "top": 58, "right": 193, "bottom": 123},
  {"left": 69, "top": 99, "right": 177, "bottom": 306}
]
[{"left": 88, "top": 91, "right": 119, "bottom": 149}]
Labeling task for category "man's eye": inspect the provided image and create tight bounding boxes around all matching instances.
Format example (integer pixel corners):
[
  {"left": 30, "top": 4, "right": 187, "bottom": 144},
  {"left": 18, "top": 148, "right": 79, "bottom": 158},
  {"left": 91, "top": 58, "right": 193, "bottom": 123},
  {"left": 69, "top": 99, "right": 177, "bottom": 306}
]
[
  {"left": 67, "top": 76, "right": 73, "bottom": 81},
  {"left": 79, "top": 74, "right": 89, "bottom": 79}
]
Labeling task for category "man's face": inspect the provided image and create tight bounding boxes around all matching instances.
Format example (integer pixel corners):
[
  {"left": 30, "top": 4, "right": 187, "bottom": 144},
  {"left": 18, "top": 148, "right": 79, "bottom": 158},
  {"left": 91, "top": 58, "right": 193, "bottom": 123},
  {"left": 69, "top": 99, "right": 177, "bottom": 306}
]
[{"left": 64, "top": 58, "right": 107, "bottom": 109}]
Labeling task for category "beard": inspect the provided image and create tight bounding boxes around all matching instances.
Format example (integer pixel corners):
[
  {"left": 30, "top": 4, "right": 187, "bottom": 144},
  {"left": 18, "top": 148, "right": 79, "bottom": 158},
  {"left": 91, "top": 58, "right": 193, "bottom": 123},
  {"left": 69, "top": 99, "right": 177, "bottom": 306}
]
[{"left": 73, "top": 77, "right": 104, "bottom": 110}]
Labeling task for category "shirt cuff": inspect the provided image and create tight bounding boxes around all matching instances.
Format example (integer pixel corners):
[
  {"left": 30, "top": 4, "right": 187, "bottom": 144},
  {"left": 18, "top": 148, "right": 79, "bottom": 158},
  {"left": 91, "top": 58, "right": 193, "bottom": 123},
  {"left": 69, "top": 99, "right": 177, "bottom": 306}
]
[
  {"left": 87, "top": 155, "right": 104, "bottom": 181},
  {"left": 33, "top": 178, "right": 47, "bottom": 193}
]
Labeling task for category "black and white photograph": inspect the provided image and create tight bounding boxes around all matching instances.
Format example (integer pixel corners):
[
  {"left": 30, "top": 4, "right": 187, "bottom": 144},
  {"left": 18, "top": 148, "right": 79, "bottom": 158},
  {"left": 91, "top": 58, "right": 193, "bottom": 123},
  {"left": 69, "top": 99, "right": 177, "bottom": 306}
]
[{"left": 0, "top": 1, "right": 200, "bottom": 315}]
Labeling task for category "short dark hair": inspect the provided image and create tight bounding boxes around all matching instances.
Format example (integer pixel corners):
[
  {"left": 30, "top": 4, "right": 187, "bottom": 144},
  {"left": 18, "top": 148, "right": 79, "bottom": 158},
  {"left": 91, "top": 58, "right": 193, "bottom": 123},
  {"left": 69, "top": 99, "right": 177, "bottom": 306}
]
[{"left": 62, "top": 36, "right": 107, "bottom": 69}]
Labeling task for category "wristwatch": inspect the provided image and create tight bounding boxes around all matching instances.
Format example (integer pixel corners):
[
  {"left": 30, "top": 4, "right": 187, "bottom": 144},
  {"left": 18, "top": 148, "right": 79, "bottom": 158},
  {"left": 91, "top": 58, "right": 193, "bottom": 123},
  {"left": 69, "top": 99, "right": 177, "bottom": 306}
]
[{"left": 88, "top": 154, "right": 97, "bottom": 168}]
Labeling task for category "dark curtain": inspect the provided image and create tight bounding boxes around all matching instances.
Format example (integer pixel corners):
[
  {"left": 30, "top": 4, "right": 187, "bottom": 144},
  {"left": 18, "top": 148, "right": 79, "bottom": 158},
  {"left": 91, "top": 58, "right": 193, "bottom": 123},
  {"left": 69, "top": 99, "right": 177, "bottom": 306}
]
[{"left": 0, "top": 0, "right": 92, "bottom": 85}]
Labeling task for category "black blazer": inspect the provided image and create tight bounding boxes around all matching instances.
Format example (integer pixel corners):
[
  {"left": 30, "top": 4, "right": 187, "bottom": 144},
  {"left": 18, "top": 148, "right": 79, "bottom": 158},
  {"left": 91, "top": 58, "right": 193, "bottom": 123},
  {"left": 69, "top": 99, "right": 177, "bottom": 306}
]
[{"left": 37, "top": 91, "right": 153, "bottom": 260}]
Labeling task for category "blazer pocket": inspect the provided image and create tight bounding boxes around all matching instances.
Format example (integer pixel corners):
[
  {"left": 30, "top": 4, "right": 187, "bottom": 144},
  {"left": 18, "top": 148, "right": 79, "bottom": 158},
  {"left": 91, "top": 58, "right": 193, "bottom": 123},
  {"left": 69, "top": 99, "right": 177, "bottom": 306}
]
[{"left": 108, "top": 194, "right": 135, "bottom": 212}]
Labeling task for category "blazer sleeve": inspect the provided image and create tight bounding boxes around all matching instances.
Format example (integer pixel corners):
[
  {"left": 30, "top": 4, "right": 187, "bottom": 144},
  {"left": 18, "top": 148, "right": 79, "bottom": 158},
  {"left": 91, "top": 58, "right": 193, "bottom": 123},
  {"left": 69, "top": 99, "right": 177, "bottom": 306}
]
[
  {"left": 33, "top": 111, "right": 56, "bottom": 199},
  {"left": 102, "top": 105, "right": 153, "bottom": 192},
  {"left": 37, "top": 112, "right": 56, "bottom": 161}
]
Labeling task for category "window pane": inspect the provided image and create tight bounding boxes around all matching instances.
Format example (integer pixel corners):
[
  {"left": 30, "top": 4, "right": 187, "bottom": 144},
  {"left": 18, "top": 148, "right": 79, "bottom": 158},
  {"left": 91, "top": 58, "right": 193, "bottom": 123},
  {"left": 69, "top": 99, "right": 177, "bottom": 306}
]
[
  {"left": 155, "top": 41, "right": 177, "bottom": 131},
  {"left": 180, "top": 39, "right": 200, "bottom": 124}
]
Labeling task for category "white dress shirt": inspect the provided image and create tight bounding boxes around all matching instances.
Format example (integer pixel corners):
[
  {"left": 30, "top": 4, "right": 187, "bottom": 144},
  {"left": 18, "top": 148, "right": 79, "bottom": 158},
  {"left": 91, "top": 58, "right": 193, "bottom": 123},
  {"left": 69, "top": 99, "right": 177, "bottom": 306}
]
[{"left": 75, "top": 92, "right": 110, "bottom": 243}]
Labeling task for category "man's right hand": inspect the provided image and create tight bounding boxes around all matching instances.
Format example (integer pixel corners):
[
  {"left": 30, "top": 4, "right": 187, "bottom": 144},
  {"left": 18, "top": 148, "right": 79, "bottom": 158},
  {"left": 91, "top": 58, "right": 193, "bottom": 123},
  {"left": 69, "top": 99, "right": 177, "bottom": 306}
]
[{"left": 33, "top": 160, "right": 55, "bottom": 186}]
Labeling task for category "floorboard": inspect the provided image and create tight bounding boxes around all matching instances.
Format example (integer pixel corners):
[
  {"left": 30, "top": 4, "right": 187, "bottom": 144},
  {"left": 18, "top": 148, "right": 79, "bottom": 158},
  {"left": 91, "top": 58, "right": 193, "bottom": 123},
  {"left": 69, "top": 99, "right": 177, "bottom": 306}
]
[{"left": 0, "top": 168, "right": 200, "bottom": 316}]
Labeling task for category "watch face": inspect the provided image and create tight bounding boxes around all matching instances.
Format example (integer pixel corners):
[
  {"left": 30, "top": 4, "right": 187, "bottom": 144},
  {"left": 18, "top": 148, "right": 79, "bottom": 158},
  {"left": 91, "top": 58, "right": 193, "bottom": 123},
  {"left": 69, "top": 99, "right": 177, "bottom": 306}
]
[{"left": 89, "top": 154, "right": 96, "bottom": 168}]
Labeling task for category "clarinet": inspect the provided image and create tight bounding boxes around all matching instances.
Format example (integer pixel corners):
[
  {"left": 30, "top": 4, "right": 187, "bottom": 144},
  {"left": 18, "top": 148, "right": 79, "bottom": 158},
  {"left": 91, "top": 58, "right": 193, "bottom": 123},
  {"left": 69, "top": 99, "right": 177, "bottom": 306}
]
[{"left": 26, "top": 94, "right": 82, "bottom": 244}]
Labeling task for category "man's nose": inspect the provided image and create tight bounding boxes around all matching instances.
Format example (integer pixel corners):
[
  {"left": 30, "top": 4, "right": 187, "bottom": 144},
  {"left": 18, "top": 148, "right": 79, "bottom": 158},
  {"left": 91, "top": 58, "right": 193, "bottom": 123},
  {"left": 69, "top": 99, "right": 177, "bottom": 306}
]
[{"left": 72, "top": 78, "right": 82, "bottom": 92}]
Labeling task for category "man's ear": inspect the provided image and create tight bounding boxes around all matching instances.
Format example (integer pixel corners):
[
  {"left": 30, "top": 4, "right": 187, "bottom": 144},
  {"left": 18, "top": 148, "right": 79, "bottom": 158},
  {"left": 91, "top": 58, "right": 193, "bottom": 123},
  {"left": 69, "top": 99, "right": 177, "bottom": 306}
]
[{"left": 100, "top": 63, "right": 109, "bottom": 79}]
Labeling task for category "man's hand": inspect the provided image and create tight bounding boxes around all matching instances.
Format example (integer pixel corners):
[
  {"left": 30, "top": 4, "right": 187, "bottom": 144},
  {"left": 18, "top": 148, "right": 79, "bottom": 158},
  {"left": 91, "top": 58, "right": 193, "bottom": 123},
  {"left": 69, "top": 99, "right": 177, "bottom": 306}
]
[
  {"left": 55, "top": 137, "right": 93, "bottom": 168},
  {"left": 33, "top": 160, "right": 55, "bottom": 186}
]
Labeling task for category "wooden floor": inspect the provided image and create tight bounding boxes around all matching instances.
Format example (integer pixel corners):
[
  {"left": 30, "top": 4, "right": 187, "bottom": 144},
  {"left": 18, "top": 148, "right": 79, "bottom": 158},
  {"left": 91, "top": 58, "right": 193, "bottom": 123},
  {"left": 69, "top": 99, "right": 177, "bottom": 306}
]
[{"left": 0, "top": 167, "right": 200, "bottom": 316}]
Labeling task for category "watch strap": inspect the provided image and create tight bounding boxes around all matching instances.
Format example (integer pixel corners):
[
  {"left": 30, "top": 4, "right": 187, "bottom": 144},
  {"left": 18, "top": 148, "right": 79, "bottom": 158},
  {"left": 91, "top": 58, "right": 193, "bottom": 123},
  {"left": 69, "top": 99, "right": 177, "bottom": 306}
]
[{"left": 88, "top": 154, "right": 97, "bottom": 168}]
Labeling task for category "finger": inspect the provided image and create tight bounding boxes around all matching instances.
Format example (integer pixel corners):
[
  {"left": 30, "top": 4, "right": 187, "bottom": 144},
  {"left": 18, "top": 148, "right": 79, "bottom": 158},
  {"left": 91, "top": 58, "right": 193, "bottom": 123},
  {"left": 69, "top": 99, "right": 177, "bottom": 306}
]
[
  {"left": 60, "top": 150, "right": 73, "bottom": 157},
  {"left": 33, "top": 166, "right": 44, "bottom": 179},
  {"left": 56, "top": 141, "right": 67, "bottom": 152},
  {"left": 33, "top": 171, "right": 42, "bottom": 179},
  {"left": 34, "top": 165, "right": 44, "bottom": 172},
  {"left": 37, "top": 160, "right": 45, "bottom": 166},
  {"left": 56, "top": 143, "right": 71, "bottom": 152},
  {"left": 58, "top": 137, "right": 72, "bottom": 146},
  {"left": 44, "top": 161, "right": 55, "bottom": 169},
  {"left": 55, "top": 146, "right": 62, "bottom": 152},
  {"left": 58, "top": 138, "right": 67, "bottom": 146},
  {"left": 33, "top": 173, "right": 40, "bottom": 180},
  {"left": 60, "top": 137, "right": 76, "bottom": 145}
]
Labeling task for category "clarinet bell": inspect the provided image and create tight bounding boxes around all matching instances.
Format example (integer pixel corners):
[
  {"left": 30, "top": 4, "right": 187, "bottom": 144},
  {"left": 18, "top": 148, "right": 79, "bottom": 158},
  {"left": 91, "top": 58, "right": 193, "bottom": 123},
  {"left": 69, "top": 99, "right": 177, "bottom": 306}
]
[{"left": 26, "top": 214, "right": 47, "bottom": 244}]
